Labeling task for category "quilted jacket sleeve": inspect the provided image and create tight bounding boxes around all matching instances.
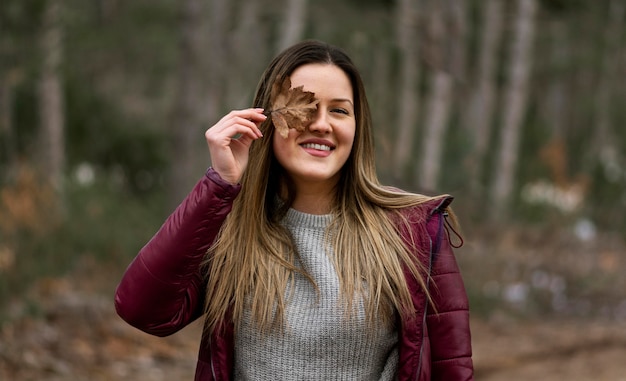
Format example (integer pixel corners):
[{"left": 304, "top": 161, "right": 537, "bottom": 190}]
[
  {"left": 426, "top": 210, "right": 474, "bottom": 380},
  {"left": 114, "top": 168, "right": 241, "bottom": 337}
]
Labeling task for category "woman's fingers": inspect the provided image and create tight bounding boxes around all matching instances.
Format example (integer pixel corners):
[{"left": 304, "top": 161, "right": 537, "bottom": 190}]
[
  {"left": 205, "top": 108, "right": 267, "bottom": 184},
  {"left": 207, "top": 109, "right": 265, "bottom": 141}
]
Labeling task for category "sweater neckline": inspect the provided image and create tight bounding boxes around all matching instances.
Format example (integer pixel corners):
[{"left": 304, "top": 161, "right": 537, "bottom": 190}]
[{"left": 283, "top": 208, "right": 333, "bottom": 229}]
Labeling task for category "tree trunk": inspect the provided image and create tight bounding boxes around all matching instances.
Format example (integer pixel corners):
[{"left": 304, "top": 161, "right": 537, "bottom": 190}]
[
  {"left": 538, "top": 22, "right": 570, "bottom": 189},
  {"left": 419, "top": 74, "right": 452, "bottom": 192},
  {"left": 277, "top": 0, "right": 309, "bottom": 52},
  {"left": 206, "top": 0, "right": 230, "bottom": 120},
  {"left": 418, "top": 0, "right": 465, "bottom": 192},
  {"left": 0, "top": 75, "right": 16, "bottom": 171},
  {"left": 465, "top": 0, "right": 504, "bottom": 196},
  {"left": 371, "top": 46, "right": 394, "bottom": 181},
  {"left": 591, "top": 0, "right": 624, "bottom": 169},
  {"left": 544, "top": 21, "right": 568, "bottom": 139},
  {"left": 490, "top": 0, "right": 537, "bottom": 220},
  {"left": 38, "top": 0, "right": 65, "bottom": 192},
  {"left": 392, "top": 0, "right": 420, "bottom": 183},
  {"left": 167, "top": 0, "right": 205, "bottom": 208},
  {"left": 227, "top": 0, "right": 265, "bottom": 108},
  {"left": 448, "top": 0, "right": 468, "bottom": 83}
]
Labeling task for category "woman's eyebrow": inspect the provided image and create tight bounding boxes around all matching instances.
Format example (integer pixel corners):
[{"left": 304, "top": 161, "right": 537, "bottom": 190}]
[{"left": 331, "top": 98, "right": 354, "bottom": 106}]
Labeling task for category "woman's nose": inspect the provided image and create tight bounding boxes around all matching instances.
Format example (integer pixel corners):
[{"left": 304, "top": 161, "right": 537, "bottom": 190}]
[{"left": 308, "top": 109, "right": 331, "bottom": 133}]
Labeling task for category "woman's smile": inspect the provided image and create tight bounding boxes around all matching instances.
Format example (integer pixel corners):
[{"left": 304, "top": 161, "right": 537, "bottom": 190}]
[{"left": 299, "top": 138, "right": 336, "bottom": 157}]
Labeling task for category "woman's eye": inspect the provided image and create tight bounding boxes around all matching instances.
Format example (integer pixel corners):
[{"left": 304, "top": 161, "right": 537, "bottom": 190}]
[{"left": 332, "top": 108, "right": 349, "bottom": 115}]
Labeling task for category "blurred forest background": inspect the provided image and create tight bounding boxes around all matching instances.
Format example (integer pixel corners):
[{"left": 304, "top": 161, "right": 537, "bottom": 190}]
[{"left": 1, "top": 0, "right": 626, "bottom": 379}]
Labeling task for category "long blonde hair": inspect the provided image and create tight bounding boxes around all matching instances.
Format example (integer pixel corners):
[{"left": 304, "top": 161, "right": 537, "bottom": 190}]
[{"left": 203, "top": 40, "right": 449, "bottom": 334}]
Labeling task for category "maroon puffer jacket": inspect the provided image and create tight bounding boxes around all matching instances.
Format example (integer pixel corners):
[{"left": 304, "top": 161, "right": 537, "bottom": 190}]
[{"left": 115, "top": 168, "right": 473, "bottom": 380}]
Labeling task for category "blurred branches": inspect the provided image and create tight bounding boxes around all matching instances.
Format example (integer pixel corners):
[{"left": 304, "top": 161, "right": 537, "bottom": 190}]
[{"left": 0, "top": 0, "right": 623, "bottom": 223}]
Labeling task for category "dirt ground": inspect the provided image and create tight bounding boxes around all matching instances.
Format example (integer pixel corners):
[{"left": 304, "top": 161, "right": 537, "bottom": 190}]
[
  {"left": 2, "top": 262, "right": 626, "bottom": 381},
  {"left": 471, "top": 318, "right": 626, "bottom": 381}
]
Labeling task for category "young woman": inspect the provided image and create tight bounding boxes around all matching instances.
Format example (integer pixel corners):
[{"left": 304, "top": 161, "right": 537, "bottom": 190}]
[{"left": 115, "top": 40, "right": 473, "bottom": 380}]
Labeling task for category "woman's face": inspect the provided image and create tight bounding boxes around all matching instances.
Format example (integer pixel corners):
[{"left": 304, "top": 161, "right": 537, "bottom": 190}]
[{"left": 272, "top": 63, "right": 356, "bottom": 193}]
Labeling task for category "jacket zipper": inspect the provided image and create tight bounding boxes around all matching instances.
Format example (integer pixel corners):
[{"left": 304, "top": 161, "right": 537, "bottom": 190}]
[
  {"left": 414, "top": 247, "right": 433, "bottom": 379},
  {"left": 415, "top": 211, "right": 443, "bottom": 379}
]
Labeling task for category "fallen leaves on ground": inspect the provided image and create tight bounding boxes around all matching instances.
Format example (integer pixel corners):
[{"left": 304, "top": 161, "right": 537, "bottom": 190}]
[
  {"left": 2, "top": 247, "right": 626, "bottom": 381},
  {"left": 0, "top": 270, "right": 201, "bottom": 381}
]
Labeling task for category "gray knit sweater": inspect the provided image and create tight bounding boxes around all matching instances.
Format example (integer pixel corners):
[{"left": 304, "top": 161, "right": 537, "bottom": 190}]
[{"left": 234, "top": 208, "right": 399, "bottom": 380}]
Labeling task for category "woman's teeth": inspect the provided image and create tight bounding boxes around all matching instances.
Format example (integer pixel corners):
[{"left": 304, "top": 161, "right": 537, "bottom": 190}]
[{"left": 302, "top": 143, "right": 331, "bottom": 151}]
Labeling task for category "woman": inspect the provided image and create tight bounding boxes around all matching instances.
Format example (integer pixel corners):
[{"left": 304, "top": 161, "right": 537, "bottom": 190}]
[{"left": 115, "top": 40, "right": 473, "bottom": 380}]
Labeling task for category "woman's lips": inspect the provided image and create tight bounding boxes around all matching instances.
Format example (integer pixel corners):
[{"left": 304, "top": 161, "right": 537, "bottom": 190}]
[
  {"left": 301, "top": 143, "right": 332, "bottom": 151},
  {"left": 300, "top": 142, "right": 334, "bottom": 157}
]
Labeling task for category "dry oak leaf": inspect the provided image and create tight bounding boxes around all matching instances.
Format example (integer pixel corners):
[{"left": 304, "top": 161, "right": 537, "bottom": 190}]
[{"left": 268, "top": 77, "right": 319, "bottom": 138}]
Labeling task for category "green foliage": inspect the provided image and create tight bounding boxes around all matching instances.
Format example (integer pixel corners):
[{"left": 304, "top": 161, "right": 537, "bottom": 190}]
[
  {"left": 540, "top": 0, "right": 587, "bottom": 14},
  {"left": 6, "top": 71, "right": 168, "bottom": 194},
  {"left": 11, "top": 79, "right": 39, "bottom": 155},
  {"left": 64, "top": 75, "right": 168, "bottom": 194},
  {"left": 64, "top": 0, "right": 178, "bottom": 77},
  {"left": 346, "top": 0, "right": 393, "bottom": 8},
  {"left": 0, "top": 173, "right": 167, "bottom": 320},
  {"left": 589, "top": 163, "right": 626, "bottom": 231},
  {"left": 463, "top": 286, "right": 501, "bottom": 319},
  {"left": 0, "top": 0, "right": 44, "bottom": 70}
]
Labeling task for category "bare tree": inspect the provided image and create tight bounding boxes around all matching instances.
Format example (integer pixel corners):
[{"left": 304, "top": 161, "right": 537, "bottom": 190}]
[
  {"left": 0, "top": 25, "right": 18, "bottom": 171},
  {"left": 417, "top": 0, "right": 466, "bottom": 192},
  {"left": 537, "top": 21, "right": 572, "bottom": 190},
  {"left": 490, "top": 0, "right": 538, "bottom": 220},
  {"left": 167, "top": 0, "right": 206, "bottom": 208},
  {"left": 206, "top": 0, "right": 231, "bottom": 120},
  {"left": 369, "top": 44, "right": 394, "bottom": 181},
  {"left": 591, "top": 0, "right": 625, "bottom": 170},
  {"left": 392, "top": 0, "right": 421, "bottom": 182},
  {"left": 227, "top": 0, "right": 266, "bottom": 108},
  {"left": 448, "top": 0, "right": 468, "bottom": 84},
  {"left": 465, "top": 0, "right": 504, "bottom": 195},
  {"left": 544, "top": 21, "right": 568, "bottom": 139},
  {"left": 38, "top": 0, "right": 65, "bottom": 192},
  {"left": 277, "top": 0, "right": 309, "bottom": 52},
  {"left": 0, "top": 73, "right": 18, "bottom": 171}
]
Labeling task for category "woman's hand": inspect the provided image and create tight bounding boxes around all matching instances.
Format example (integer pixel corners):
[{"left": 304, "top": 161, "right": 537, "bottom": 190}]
[{"left": 205, "top": 108, "right": 266, "bottom": 184}]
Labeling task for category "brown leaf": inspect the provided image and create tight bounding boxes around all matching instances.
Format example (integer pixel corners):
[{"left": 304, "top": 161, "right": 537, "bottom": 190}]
[{"left": 268, "top": 77, "right": 319, "bottom": 138}]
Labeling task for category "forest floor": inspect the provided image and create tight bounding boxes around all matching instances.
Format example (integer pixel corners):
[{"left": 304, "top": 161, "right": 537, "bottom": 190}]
[{"left": 2, "top": 242, "right": 626, "bottom": 381}]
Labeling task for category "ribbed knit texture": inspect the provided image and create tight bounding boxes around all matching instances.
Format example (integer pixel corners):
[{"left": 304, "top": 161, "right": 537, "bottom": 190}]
[{"left": 234, "top": 208, "right": 399, "bottom": 380}]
